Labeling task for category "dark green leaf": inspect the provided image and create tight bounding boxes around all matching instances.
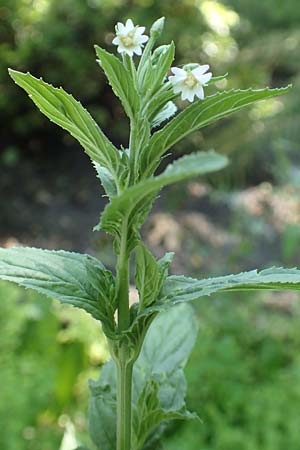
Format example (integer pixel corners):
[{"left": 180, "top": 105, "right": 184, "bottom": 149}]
[
  {"left": 0, "top": 247, "right": 116, "bottom": 337},
  {"left": 97, "top": 151, "right": 228, "bottom": 253},
  {"left": 89, "top": 304, "right": 198, "bottom": 450},
  {"left": 153, "top": 267, "right": 300, "bottom": 310},
  {"left": 8, "top": 70, "right": 122, "bottom": 179},
  {"left": 89, "top": 381, "right": 116, "bottom": 450}
]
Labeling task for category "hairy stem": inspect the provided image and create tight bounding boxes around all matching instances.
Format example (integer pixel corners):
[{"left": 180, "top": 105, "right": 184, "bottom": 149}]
[
  {"left": 115, "top": 223, "right": 133, "bottom": 450},
  {"left": 117, "top": 350, "right": 134, "bottom": 450}
]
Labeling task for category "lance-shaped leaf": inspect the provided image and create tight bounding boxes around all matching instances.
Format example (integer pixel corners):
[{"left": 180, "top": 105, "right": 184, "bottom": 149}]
[
  {"left": 97, "top": 151, "right": 228, "bottom": 253},
  {"left": 88, "top": 303, "right": 198, "bottom": 450},
  {"left": 0, "top": 247, "right": 116, "bottom": 337},
  {"left": 8, "top": 70, "right": 122, "bottom": 179},
  {"left": 135, "top": 245, "right": 173, "bottom": 310},
  {"left": 140, "top": 43, "right": 175, "bottom": 100},
  {"left": 149, "top": 267, "right": 300, "bottom": 311},
  {"left": 95, "top": 46, "right": 140, "bottom": 119},
  {"left": 142, "top": 86, "right": 291, "bottom": 175}
]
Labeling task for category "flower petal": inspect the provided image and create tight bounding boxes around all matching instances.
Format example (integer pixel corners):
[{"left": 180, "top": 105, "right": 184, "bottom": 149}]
[
  {"left": 135, "top": 26, "right": 146, "bottom": 35},
  {"left": 125, "top": 18, "right": 134, "bottom": 31},
  {"left": 199, "top": 72, "right": 212, "bottom": 85},
  {"left": 195, "top": 85, "right": 205, "bottom": 100},
  {"left": 112, "top": 36, "right": 120, "bottom": 45},
  {"left": 137, "top": 34, "right": 149, "bottom": 44},
  {"left": 192, "top": 64, "right": 210, "bottom": 77},
  {"left": 133, "top": 45, "right": 142, "bottom": 55},
  {"left": 116, "top": 22, "right": 126, "bottom": 33},
  {"left": 171, "top": 67, "right": 187, "bottom": 77}
]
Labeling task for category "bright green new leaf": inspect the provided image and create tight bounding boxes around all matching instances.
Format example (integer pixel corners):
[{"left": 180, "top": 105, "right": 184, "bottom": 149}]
[
  {"left": 95, "top": 46, "right": 140, "bottom": 119},
  {"left": 97, "top": 151, "right": 228, "bottom": 253},
  {"left": 89, "top": 303, "right": 198, "bottom": 450},
  {"left": 135, "top": 245, "right": 173, "bottom": 310},
  {"left": 0, "top": 247, "right": 116, "bottom": 337},
  {"left": 142, "top": 86, "right": 291, "bottom": 175},
  {"left": 143, "top": 42, "right": 175, "bottom": 99},
  {"left": 8, "top": 69, "right": 122, "bottom": 181},
  {"left": 151, "top": 267, "right": 300, "bottom": 311}
]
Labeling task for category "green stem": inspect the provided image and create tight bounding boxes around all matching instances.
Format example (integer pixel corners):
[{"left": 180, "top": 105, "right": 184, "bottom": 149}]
[
  {"left": 115, "top": 223, "right": 133, "bottom": 450},
  {"left": 116, "top": 350, "right": 134, "bottom": 450}
]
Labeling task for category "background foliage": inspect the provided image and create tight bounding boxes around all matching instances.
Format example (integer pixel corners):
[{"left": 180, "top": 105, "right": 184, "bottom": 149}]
[{"left": 1, "top": 0, "right": 300, "bottom": 449}]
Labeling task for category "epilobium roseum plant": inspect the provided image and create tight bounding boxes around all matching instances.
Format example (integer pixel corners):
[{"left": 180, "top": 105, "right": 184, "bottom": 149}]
[{"left": 1, "top": 16, "right": 298, "bottom": 450}]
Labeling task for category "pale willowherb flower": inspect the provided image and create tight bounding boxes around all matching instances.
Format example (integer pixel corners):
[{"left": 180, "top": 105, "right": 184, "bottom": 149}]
[
  {"left": 168, "top": 65, "right": 212, "bottom": 102},
  {"left": 112, "top": 19, "right": 149, "bottom": 57}
]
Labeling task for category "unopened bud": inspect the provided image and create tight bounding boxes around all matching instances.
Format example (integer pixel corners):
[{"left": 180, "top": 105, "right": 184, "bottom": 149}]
[{"left": 150, "top": 17, "right": 165, "bottom": 38}]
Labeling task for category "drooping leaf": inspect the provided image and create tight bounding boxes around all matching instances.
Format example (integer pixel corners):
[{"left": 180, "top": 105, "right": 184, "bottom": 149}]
[
  {"left": 0, "top": 247, "right": 116, "bottom": 337},
  {"left": 149, "top": 267, "right": 300, "bottom": 312},
  {"left": 8, "top": 70, "right": 123, "bottom": 180},
  {"left": 89, "top": 304, "right": 198, "bottom": 450},
  {"left": 97, "top": 151, "right": 228, "bottom": 253},
  {"left": 142, "top": 86, "right": 291, "bottom": 175},
  {"left": 95, "top": 46, "right": 140, "bottom": 119}
]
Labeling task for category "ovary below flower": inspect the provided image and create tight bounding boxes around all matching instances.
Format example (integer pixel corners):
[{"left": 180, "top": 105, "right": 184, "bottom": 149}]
[
  {"left": 169, "top": 65, "right": 212, "bottom": 102},
  {"left": 112, "top": 19, "right": 149, "bottom": 57}
]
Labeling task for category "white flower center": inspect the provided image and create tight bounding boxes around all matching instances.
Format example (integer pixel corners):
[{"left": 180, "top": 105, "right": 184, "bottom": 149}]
[
  {"left": 184, "top": 72, "right": 198, "bottom": 88},
  {"left": 120, "top": 31, "right": 135, "bottom": 47}
]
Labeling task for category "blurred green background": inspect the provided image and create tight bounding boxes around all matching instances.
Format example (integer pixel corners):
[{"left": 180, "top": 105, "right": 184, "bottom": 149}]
[{"left": 1, "top": 0, "right": 300, "bottom": 449}]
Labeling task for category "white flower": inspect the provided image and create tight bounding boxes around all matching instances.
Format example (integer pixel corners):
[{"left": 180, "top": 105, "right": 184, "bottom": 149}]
[
  {"left": 168, "top": 65, "right": 212, "bottom": 102},
  {"left": 112, "top": 19, "right": 149, "bottom": 57}
]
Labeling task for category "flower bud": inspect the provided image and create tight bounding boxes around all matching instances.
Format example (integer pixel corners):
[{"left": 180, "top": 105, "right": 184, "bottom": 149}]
[{"left": 150, "top": 17, "right": 165, "bottom": 38}]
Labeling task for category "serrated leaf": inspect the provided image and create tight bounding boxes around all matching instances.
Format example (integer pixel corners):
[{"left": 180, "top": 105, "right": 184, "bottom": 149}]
[
  {"left": 0, "top": 247, "right": 117, "bottom": 337},
  {"left": 89, "top": 304, "right": 198, "bottom": 450},
  {"left": 93, "top": 162, "right": 118, "bottom": 198},
  {"left": 95, "top": 46, "right": 140, "bottom": 119},
  {"left": 132, "top": 379, "right": 197, "bottom": 450},
  {"left": 151, "top": 101, "right": 177, "bottom": 128},
  {"left": 8, "top": 70, "right": 122, "bottom": 179},
  {"left": 142, "top": 86, "right": 291, "bottom": 175},
  {"left": 97, "top": 151, "right": 228, "bottom": 253},
  {"left": 135, "top": 245, "right": 173, "bottom": 310},
  {"left": 151, "top": 267, "right": 300, "bottom": 311}
]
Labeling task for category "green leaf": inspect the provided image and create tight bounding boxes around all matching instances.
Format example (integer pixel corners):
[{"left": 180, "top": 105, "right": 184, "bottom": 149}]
[
  {"left": 151, "top": 101, "right": 177, "bottom": 128},
  {"left": 89, "top": 303, "right": 198, "bottom": 450},
  {"left": 0, "top": 247, "right": 117, "bottom": 337},
  {"left": 142, "top": 86, "right": 291, "bottom": 175},
  {"left": 132, "top": 379, "right": 196, "bottom": 450},
  {"left": 145, "top": 42, "right": 175, "bottom": 98},
  {"left": 95, "top": 46, "right": 140, "bottom": 119},
  {"left": 89, "top": 381, "right": 116, "bottom": 450},
  {"left": 8, "top": 70, "right": 122, "bottom": 180},
  {"left": 135, "top": 245, "right": 173, "bottom": 310},
  {"left": 97, "top": 151, "right": 228, "bottom": 253},
  {"left": 145, "top": 82, "right": 177, "bottom": 122},
  {"left": 153, "top": 267, "right": 300, "bottom": 310},
  {"left": 93, "top": 162, "right": 118, "bottom": 198}
]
